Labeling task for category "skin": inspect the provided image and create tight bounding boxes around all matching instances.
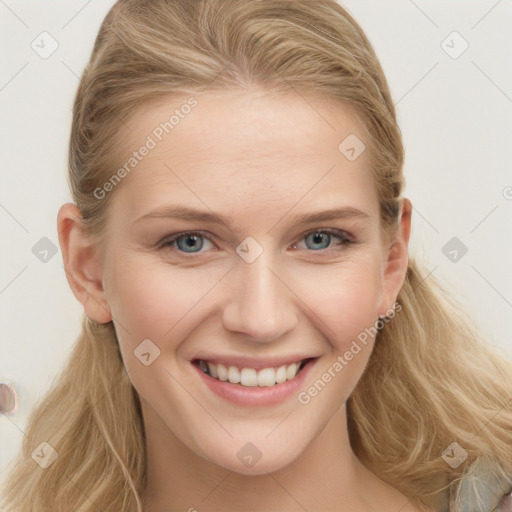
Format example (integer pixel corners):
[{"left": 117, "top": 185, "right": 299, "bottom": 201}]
[{"left": 58, "top": 88, "right": 418, "bottom": 511}]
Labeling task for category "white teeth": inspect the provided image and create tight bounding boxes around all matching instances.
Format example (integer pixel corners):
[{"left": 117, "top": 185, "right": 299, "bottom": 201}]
[
  {"left": 257, "top": 367, "right": 275, "bottom": 387},
  {"left": 217, "top": 364, "right": 228, "bottom": 381},
  {"left": 228, "top": 366, "right": 241, "bottom": 384},
  {"left": 197, "top": 359, "right": 307, "bottom": 387},
  {"left": 286, "top": 363, "right": 298, "bottom": 380},
  {"left": 240, "top": 368, "right": 258, "bottom": 387},
  {"left": 275, "top": 365, "right": 287, "bottom": 384}
]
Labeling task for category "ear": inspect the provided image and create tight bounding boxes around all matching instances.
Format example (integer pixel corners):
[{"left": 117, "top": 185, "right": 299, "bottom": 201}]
[
  {"left": 57, "top": 203, "right": 112, "bottom": 324},
  {"left": 378, "top": 198, "right": 412, "bottom": 318}
]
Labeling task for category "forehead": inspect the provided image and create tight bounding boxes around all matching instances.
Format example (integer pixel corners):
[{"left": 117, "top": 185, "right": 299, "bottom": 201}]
[
  {"left": 107, "top": 89, "right": 377, "bottom": 223},
  {"left": 125, "top": 88, "right": 368, "bottom": 155}
]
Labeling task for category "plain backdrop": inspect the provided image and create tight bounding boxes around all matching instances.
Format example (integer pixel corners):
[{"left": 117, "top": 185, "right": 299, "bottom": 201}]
[{"left": 1, "top": 0, "right": 511, "bottom": 478}]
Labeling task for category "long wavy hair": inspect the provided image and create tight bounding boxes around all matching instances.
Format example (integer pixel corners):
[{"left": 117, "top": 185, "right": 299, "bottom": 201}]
[{"left": 2, "top": 1, "right": 511, "bottom": 511}]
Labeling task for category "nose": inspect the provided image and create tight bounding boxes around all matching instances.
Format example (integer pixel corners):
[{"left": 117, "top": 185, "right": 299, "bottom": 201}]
[{"left": 221, "top": 254, "right": 298, "bottom": 343}]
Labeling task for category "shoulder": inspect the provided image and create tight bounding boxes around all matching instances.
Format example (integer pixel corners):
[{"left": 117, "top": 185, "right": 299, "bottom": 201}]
[{"left": 452, "top": 457, "right": 512, "bottom": 512}]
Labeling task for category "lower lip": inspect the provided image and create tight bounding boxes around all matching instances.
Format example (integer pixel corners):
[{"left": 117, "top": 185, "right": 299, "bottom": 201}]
[{"left": 192, "top": 359, "right": 317, "bottom": 407}]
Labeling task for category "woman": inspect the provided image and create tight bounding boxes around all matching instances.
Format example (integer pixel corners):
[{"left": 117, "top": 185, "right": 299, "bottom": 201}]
[{"left": 1, "top": 1, "right": 511, "bottom": 511}]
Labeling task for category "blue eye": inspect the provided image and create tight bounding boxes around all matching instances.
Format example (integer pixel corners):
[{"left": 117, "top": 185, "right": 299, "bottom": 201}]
[
  {"left": 159, "top": 228, "right": 353, "bottom": 256},
  {"left": 162, "top": 232, "right": 215, "bottom": 253},
  {"left": 307, "top": 232, "right": 331, "bottom": 250},
  {"left": 295, "top": 229, "right": 353, "bottom": 251}
]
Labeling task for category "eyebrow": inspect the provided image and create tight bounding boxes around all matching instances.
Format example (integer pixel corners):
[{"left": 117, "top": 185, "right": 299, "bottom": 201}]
[{"left": 133, "top": 205, "right": 369, "bottom": 229}]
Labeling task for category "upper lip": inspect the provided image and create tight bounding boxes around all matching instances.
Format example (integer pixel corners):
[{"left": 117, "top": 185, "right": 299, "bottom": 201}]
[{"left": 191, "top": 354, "right": 318, "bottom": 370}]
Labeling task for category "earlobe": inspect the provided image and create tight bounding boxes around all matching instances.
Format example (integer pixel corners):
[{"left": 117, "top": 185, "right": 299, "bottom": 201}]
[
  {"left": 378, "top": 198, "right": 412, "bottom": 317},
  {"left": 57, "top": 203, "right": 112, "bottom": 324}
]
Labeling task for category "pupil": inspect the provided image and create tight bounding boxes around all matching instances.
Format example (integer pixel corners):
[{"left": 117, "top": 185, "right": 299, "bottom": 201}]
[
  {"left": 179, "top": 235, "right": 202, "bottom": 252},
  {"left": 308, "top": 232, "right": 329, "bottom": 250}
]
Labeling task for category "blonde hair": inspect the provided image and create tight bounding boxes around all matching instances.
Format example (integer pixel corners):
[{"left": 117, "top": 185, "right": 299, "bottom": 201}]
[{"left": 2, "top": 1, "right": 511, "bottom": 511}]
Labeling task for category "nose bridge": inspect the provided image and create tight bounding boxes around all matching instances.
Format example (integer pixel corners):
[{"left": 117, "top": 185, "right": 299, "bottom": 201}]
[{"left": 222, "top": 249, "right": 297, "bottom": 342}]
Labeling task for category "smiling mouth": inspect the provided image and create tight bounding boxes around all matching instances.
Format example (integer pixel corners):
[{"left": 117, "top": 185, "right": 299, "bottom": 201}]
[{"left": 192, "top": 358, "right": 315, "bottom": 387}]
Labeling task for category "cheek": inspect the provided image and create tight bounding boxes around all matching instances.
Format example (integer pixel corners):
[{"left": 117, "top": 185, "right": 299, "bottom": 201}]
[
  {"left": 106, "top": 255, "right": 218, "bottom": 334},
  {"left": 294, "top": 261, "right": 383, "bottom": 407},
  {"left": 297, "top": 258, "right": 383, "bottom": 348}
]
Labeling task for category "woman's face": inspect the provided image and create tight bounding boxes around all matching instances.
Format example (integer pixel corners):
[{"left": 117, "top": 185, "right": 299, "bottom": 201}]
[{"left": 67, "top": 89, "right": 410, "bottom": 475}]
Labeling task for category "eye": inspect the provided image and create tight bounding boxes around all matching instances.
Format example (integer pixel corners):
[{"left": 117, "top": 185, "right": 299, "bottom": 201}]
[
  {"left": 292, "top": 228, "right": 354, "bottom": 252},
  {"left": 158, "top": 228, "right": 354, "bottom": 257},
  {"left": 159, "top": 231, "right": 216, "bottom": 254}
]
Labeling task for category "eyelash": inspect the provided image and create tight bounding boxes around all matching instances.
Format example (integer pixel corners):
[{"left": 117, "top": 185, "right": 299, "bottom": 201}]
[{"left": 157, "top": 228, "right": 355, "bottom": 257}]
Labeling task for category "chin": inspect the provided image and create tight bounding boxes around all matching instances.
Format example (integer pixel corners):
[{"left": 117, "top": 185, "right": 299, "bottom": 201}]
[{"left": 203, "top": 442, "right": 301, "bottom": 476}]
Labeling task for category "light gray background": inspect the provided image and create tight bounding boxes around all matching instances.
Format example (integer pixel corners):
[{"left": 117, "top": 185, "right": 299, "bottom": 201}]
[{"left": 1, "top": 0, "right": 511, "bottom": 477}]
